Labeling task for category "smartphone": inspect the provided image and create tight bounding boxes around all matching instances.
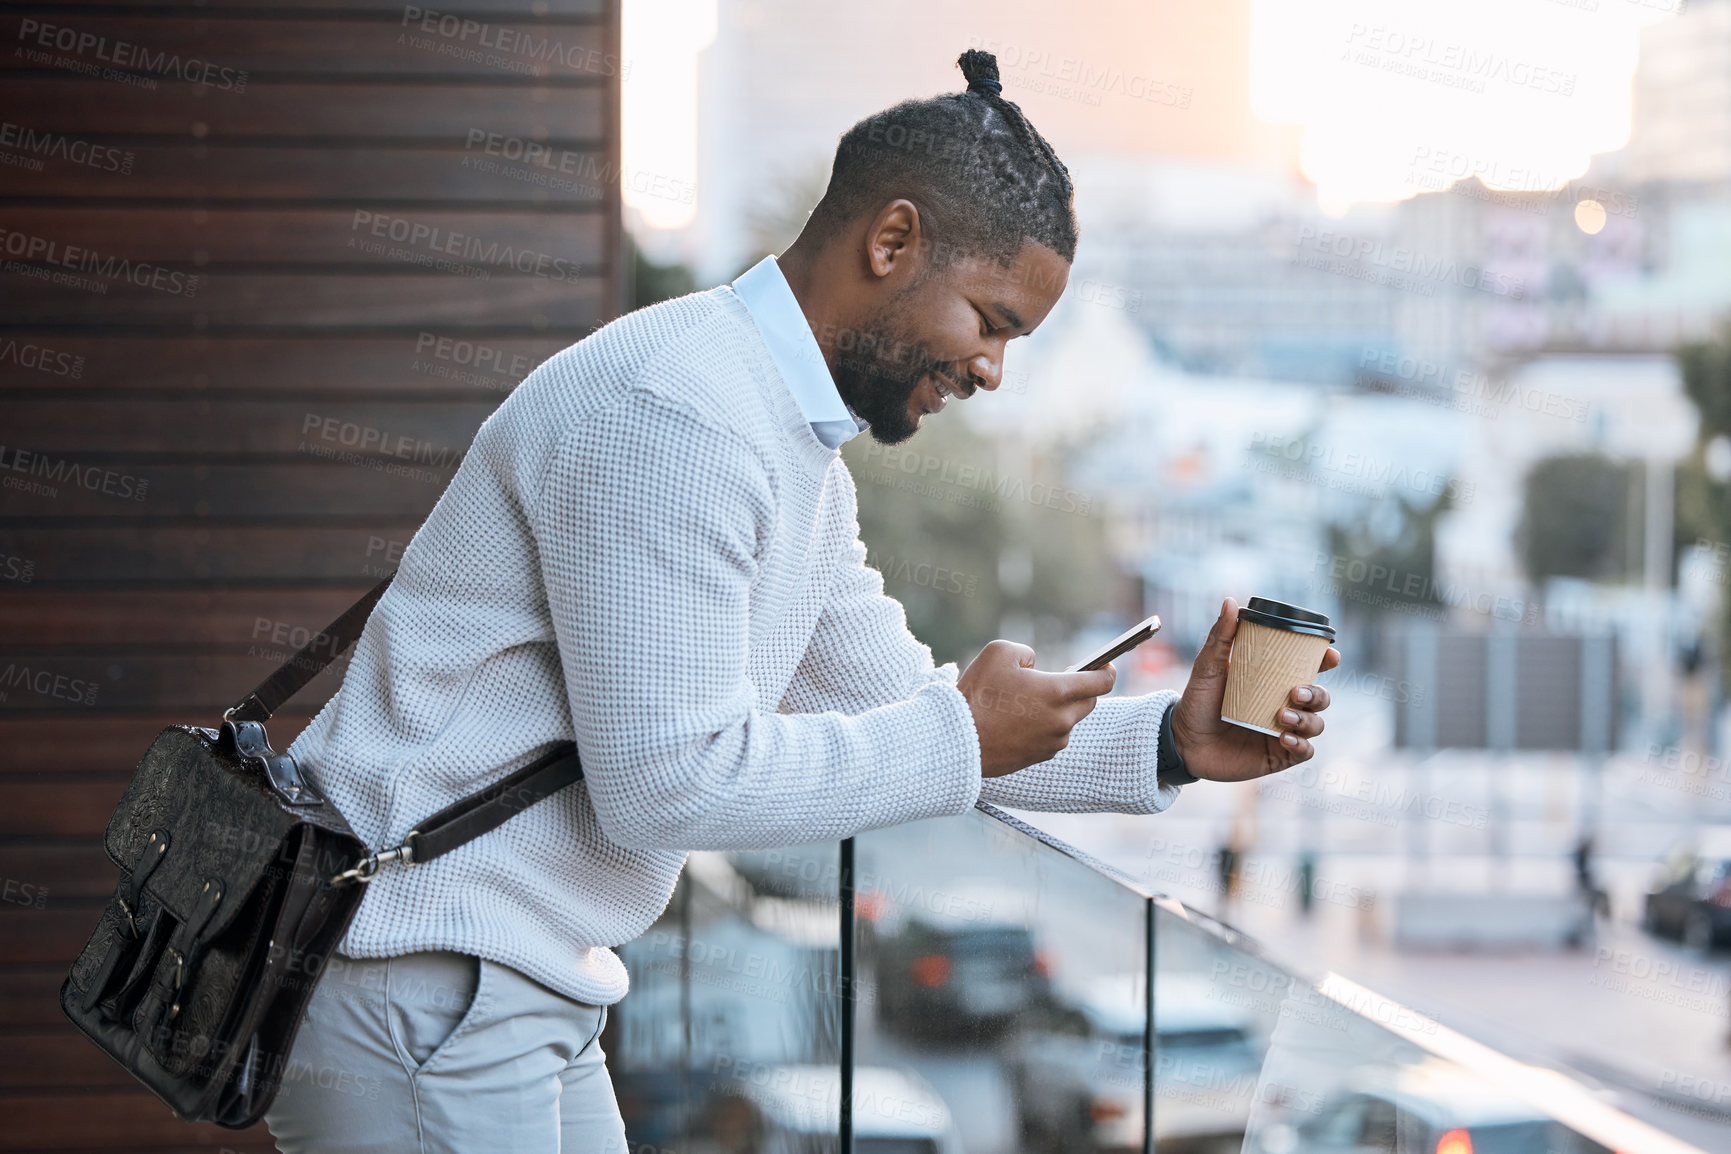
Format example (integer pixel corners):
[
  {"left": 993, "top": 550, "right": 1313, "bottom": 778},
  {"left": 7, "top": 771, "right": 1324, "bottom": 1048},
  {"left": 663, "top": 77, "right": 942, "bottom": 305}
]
[{"left": 1066, "top": 614, "right": 1162, "bottom": 672}]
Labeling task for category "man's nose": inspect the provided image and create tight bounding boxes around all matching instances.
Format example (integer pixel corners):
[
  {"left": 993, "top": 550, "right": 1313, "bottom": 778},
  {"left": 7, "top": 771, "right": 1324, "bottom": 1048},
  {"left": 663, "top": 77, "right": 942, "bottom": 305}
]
[{"left": 966, "top": 353, "right": 1002, "bottom": 391}]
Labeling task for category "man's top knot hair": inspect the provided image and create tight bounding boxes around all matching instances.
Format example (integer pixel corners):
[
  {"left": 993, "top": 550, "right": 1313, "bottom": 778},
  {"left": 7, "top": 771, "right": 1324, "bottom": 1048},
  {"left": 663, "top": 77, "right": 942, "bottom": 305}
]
[
  {"left": 804, "top": 48, "right": 1079, "bottom": 264},
  {"left": 958, "top": 48, "right": 1002, "bottom": 96},
  {"left": 954, "top": 48, "right": 1072, "bottom": 204}
]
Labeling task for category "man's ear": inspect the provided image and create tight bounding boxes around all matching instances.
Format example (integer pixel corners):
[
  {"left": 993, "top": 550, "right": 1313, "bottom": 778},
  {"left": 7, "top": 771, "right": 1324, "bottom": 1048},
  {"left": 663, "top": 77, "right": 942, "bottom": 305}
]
[{"left": 862, "top": 199, "right": 923, "bottom": 281}]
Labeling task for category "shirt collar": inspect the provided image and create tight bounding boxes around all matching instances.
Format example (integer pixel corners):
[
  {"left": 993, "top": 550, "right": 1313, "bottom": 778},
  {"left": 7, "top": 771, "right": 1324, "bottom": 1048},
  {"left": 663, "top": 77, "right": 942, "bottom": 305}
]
[{"left": 732, "top": 255, "right": 867, "bottom": 449}]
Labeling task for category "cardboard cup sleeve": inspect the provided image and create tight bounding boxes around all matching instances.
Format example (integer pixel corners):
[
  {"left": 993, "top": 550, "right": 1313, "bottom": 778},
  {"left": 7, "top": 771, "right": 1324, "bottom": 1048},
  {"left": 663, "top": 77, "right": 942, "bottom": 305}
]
[{"left": 1220, "top": 598, "right": 1335, "bottom": 737}]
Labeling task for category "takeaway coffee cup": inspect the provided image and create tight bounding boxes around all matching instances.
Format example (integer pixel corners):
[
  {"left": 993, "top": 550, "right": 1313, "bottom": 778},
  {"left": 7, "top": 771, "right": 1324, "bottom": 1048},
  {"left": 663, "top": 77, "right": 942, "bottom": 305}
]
[{"left": 1221, "top": 597, "right": 1336, "bottom": 736}]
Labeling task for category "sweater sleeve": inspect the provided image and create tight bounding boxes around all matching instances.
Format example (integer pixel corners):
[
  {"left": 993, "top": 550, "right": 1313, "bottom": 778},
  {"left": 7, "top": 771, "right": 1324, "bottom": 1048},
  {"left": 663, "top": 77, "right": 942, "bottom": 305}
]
[
  {"left": 531, "top": 393, "right": 982, "bottom": 852},
  {"left": 978, "top": 689, "right": 1184, "bottom": 814},
  {"left": 779, "top": 530, "right": 958, "bottom": 717}
]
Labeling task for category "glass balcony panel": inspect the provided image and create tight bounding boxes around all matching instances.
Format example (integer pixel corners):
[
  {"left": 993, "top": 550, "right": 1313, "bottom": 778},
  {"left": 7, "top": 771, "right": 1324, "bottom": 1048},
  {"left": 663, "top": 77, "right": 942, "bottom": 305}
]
[
  {"left": 607, "top": 811, "right": 1695, "bottom": 1154},
  {"left": 1153, "top": 902, "right": 1283, "bottom": 1151},
  {"left": 612, "top": 842, "right": 842, "bottom": 1154},
  {"left": 1155, "top": 905, "right": 1675, "bottom": 1154},
  {"left": 856, "top": 808, "right": 1149, "bottom": 1154}
]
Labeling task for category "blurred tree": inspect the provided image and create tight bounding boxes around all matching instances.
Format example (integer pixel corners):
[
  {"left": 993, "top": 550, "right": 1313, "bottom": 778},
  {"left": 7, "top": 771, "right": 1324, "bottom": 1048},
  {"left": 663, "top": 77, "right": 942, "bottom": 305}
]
[
  {"left": 1516, "top": 453, "right": 1638, "bottom": 583},
  {"left": 1680, "top": 325, "right": 1731, "bottom": 442},
  {"left": 626, "top": 233, "right": 698, "bottom": 311},
  {"left": 1677, "top": 327, "right": 1731, "bottom": 571},
  {"left": 739, "top": 161, "right": 831, "bottom": 278},
  {"left": 1676, "top": 329, "right": 1731, "bottom": 677},
  {"left": 1326, "top": 492, "right": 1451, "bottom": 619},
  {"left": 1673, "top": 446, "right": 1722, "bottom": 577},
  {"left": 842, "top": 417, "right": 1119, "bottom": 666},
  {"left": 1257, "top": 426, "right": 1454, "bottom": 622}
]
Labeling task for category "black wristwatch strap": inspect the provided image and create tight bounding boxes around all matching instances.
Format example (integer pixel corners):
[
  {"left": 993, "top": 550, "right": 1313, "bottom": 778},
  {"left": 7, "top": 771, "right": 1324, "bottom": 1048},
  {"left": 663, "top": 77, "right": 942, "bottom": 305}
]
[{"left": 1158, "top": 708, "right": 1197, "bottom": 786}]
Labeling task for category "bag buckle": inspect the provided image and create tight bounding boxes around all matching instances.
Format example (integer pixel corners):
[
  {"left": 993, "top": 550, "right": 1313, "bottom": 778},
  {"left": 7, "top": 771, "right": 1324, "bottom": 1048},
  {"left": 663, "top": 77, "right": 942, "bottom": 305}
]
[
  {"left": 330, "top": 836, "right": 416, "bottom": 886},
  {"left": 220, "top": 720, "right": 325, "bottom": 807}
]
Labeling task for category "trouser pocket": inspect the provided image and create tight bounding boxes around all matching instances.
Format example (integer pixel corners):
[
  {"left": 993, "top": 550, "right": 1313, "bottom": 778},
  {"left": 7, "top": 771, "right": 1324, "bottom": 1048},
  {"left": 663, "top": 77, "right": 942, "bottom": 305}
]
[{"left": 385, "top": 950, "right": 482, "bottom": 1072}]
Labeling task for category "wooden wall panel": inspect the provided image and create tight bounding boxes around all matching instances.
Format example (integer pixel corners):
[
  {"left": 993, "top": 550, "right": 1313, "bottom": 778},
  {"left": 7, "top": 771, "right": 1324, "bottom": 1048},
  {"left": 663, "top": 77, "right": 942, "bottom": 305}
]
[
  {"left": 0, "top": 209, "right": 607, "bottom": 262},
  {"left": 6, "top": 146, "right": 614, "bottom": 199},
  {"left": 0, "top": 0, "right": 623, "bottom": 1145},
  {"left": 8, "top": 274, "right": 609, "bottom": 328},
  {"left": 0, "top": 78, "right": 606, "bottom": 138},
  {"left": 0, "top": 718, "right": 321, "bottom": 776},
  {"left": 2, "top": 16, "right": 616, "bottom": 77},
  {"left": 4, "top": 399, "right": 499, "bottom": 451},
  {"left": 0, "top": 526, "right": 432, "bottom": 583},
  {"left": 46, "top": 0, "right": 604, "bottom": 11},
  {"left": 0, "top": 336, "right": 572, "bottom": 394}
]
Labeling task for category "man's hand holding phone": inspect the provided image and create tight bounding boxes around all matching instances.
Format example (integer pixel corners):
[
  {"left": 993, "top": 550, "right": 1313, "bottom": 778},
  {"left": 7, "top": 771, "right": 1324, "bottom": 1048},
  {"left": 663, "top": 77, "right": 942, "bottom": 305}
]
[
  {"left": 957, "top": 640, "right": 1117, "bottom": 778},
  {"left": 957, "top": 603, "right": 1338, "bottom": 782}
]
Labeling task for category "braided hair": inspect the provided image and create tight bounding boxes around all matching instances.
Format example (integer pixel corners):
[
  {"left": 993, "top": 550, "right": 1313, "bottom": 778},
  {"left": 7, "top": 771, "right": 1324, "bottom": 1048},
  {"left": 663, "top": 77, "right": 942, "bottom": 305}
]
[{"left": 805, "top": 49, "right": 1078, "bottom": 266}]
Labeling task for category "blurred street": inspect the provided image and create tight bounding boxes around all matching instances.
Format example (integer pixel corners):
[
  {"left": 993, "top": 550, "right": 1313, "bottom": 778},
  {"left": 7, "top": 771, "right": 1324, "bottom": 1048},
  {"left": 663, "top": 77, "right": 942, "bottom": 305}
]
[{"left": 1030, "top": 682, "right": 1731, "bottom": 1152}]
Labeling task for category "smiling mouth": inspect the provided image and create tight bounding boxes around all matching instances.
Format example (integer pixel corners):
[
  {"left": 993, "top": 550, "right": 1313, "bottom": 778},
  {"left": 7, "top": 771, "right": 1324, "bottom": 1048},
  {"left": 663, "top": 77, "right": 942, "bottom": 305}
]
[{"left": 929, "top": 370, "right": 975, "bottom": 401}]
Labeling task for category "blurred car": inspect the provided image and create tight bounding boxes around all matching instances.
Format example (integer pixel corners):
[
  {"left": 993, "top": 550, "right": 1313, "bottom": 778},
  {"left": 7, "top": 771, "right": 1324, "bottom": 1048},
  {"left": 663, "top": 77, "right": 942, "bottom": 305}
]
[
  {"left": 1013, "top": 974, "right": 1263, "bottom": 1154},
  {"left": 1642, "top": 851, "right": 1731, "bottom": 950},
  {"left": 869, "top": 882, "right": 1051, "bottom": 1042},
  {"left": 875, "top": 917, "right": 1048, "bottom": 1040},
  {"left": 1255, "top": 1058, "right": 1613, "bottom": 1154},
  {"left": 727, "top": 1063, "right": 963, "bottom": 1154}
]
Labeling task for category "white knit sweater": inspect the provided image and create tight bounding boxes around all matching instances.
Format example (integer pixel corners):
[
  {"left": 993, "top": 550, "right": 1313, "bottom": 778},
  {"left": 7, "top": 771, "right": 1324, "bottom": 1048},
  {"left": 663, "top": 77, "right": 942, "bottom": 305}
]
[{"left": 290, "top": 286, "right": 1180, "bottom": 1006}]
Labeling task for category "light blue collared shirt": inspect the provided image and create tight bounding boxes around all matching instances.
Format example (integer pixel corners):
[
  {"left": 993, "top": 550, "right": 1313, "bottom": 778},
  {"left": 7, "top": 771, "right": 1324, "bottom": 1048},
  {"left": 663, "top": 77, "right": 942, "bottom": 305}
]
[{"left": 732, "top": 255, "right": 867, "bottom": 450}]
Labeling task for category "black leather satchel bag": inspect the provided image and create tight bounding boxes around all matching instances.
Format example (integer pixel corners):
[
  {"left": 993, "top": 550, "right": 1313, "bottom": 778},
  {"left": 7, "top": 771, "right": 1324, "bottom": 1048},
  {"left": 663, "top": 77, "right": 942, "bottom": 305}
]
[{"left": 60, "top": 575, "right": 584, "bottom": 1128}]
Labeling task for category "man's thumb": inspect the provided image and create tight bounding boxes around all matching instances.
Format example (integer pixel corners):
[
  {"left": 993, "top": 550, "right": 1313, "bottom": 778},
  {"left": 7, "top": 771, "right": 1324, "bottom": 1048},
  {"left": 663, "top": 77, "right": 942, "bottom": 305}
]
[{"left": 1193, "top": 597, "right": 1239, "bottom": 683}]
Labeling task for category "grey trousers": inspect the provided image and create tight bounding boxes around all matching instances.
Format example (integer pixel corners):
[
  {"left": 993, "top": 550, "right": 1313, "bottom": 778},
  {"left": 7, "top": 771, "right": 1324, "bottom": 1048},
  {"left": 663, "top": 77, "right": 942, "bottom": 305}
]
[{"left": 264, "top": 950, "right": 629, "bottom": 1153}]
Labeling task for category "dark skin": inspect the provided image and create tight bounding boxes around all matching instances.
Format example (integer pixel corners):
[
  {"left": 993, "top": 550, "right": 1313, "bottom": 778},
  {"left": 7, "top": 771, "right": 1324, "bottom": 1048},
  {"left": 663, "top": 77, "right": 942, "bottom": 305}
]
[{"left": 778, "top": 201, "right": 1339, "bottom": 781}]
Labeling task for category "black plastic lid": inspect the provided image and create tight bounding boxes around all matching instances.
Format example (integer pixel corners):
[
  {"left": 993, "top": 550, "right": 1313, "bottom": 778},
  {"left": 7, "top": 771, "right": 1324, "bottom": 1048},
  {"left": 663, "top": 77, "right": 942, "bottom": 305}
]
[{"left": 1238, "top": 596, "right": 1335, "bottom": 641}]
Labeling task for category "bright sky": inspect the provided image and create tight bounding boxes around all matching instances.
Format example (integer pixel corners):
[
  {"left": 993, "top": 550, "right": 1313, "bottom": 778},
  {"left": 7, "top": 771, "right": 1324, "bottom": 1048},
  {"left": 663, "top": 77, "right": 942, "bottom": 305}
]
[
  {"left": 1249, "top": 0, "right": 1679, "bottom": 212},
  {"left": 621, "top": 0, "right": 716, "bottom": 229},
  {"left": 622, "top": 0, "right": 1683, "bottom": 231}
]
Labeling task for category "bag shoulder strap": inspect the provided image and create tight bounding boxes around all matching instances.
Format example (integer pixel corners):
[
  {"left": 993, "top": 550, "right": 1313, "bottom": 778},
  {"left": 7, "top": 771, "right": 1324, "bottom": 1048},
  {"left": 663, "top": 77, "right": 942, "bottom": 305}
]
[
  {"left": 330, "top": 742, "right": 584, "bottom": 883},
  {"left": 405, "top": 742, "right": 584, "bottom": 865},
  {"left": 221, "top": 573, "right": 585, "bottom": 881},
  {"left": 226, "top": 575, "right": 395, "bottom": 723}
]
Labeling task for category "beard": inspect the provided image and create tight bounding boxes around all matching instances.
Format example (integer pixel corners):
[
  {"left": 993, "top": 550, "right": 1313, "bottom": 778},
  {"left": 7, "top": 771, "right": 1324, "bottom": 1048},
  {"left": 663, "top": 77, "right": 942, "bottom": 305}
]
[{"left": 829, "top": 301, "right": 951, "bottom": 446}]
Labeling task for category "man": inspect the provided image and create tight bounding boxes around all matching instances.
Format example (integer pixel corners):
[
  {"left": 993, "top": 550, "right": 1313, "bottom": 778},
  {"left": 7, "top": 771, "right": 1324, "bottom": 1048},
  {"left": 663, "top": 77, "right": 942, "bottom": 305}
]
[{"left": 264, "top": 49, "right": 1337, "bottom": 1153}]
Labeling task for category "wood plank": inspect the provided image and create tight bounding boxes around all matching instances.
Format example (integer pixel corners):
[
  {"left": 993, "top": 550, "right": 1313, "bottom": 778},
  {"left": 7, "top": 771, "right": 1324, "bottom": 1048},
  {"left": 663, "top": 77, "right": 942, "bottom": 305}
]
[
  {"left": 1, "top": 399, "right": 491, "bottom": 455},
  {"left": 0, "top": 7, "right": 615, "bottom": 1147},
  {"left": 2, "top": 16, "right": 616, "bottom": 80},
  {"left": 0, "top": 655, "right": 349, "bottom": 717},
  {"left": 0, "top": 78, "right": 604, "bottom": 139},
  {"left": 0, "top": 208, "right": 605, "bottom": 266},
  {"left": 0, "top": 335, "right": 564, "bottom": 395},
  {"left": 0, "top": 1032, "right": 138, "bottom": 1090},
  {"left": 3, "top": 1145, "right": 276, "bottom": 1154},
  {"left": 0, "top": 909, "right": 104, "bottom": 962},
  {"left": 0, "top": 589, "right": 374, "bottom": 646},
  {"left": 0, "top": 527, "right": 432, "bottom": 584},
  {"left": 0, "top": 991, "right": 283, "bottom": 1147},
  {"left": 0, "top": 272, "right": 607, "bottom": 330},
  {"left": 37, "top": 0, "right": 601, "bottom": 13},
  {"left": 0, "top": 716, "right": 318, "bottom": 775},
  {"left": 0, "top": 783, "right": 131, "bottom": 837},
  {"left": 0, "top": 1091, "right": 271, "bottom": 1149},
  {"left": 0, "top": 144, "right": 613, "bottom": 201},
  {"left": 0, "top": 968, "right": 72, "bottom": 1028},
  {"left": 0, "top": 846, "right": 115, "bottom": 901},
  {"left": 0, "top": 462, "right": 469, "bottom": 519}
]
